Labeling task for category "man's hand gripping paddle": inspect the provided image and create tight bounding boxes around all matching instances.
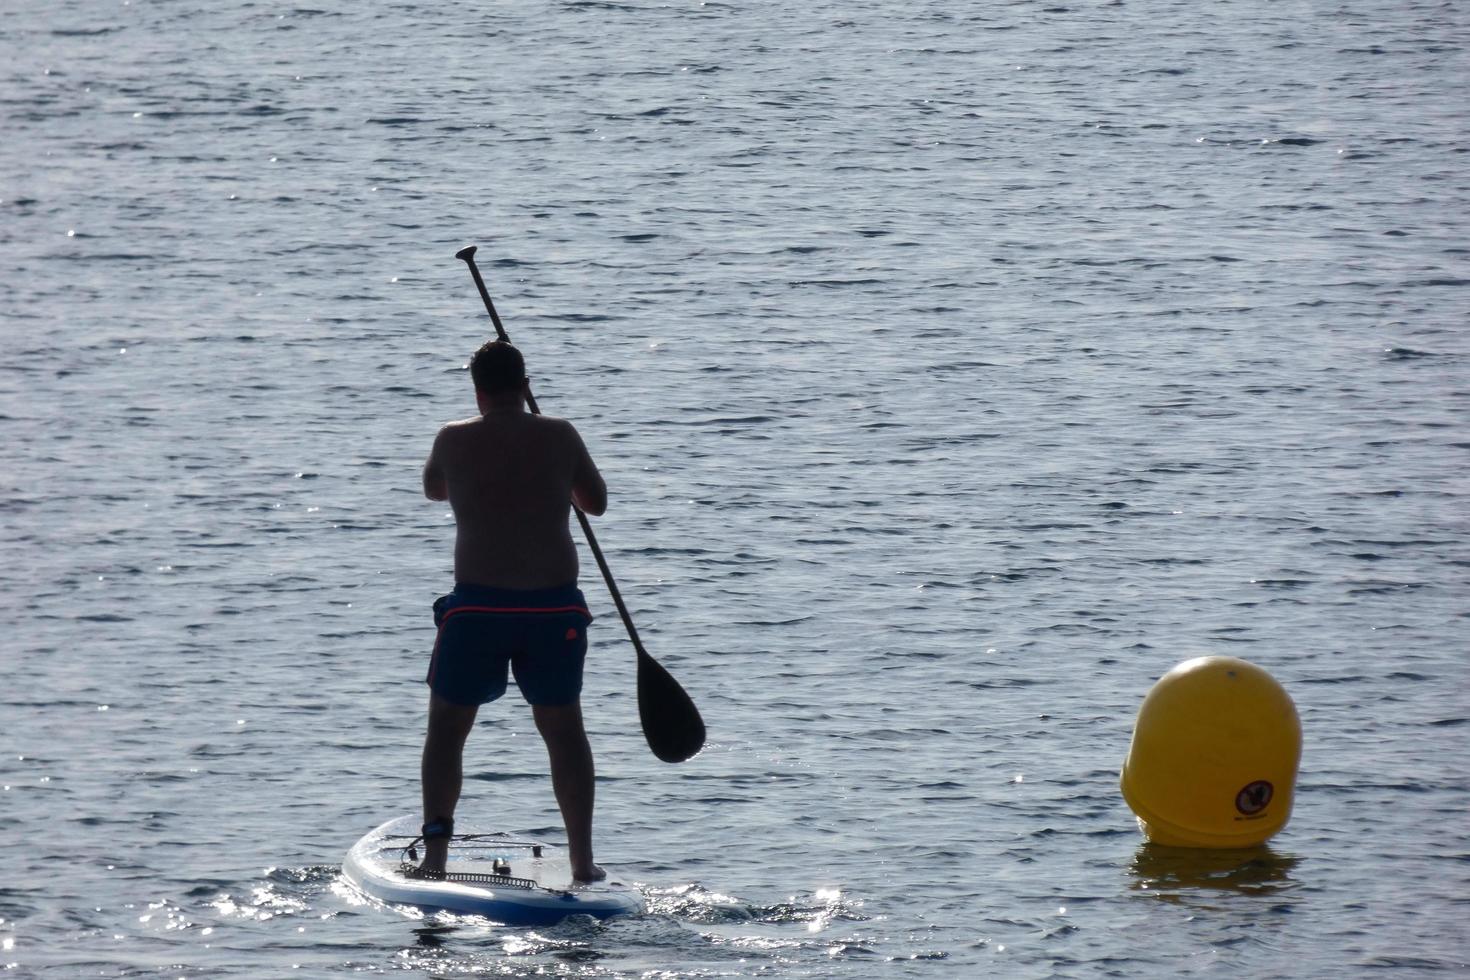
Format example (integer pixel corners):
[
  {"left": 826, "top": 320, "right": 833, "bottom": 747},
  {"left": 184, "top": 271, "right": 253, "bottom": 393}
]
[{"left": 455, "top": 244, "right": 706, "bottom": 764}]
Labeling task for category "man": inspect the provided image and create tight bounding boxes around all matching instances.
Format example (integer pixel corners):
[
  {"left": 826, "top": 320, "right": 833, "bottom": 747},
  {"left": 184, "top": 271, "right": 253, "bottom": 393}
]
[{"left": 418, "top": 339, "right": 608, "bottom": 882}]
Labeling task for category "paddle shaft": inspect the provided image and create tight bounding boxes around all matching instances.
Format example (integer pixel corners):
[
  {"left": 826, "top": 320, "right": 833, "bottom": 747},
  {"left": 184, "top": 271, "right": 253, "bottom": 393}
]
[{"left": 454, "top": 247, "right": 650, "bottom": 660}]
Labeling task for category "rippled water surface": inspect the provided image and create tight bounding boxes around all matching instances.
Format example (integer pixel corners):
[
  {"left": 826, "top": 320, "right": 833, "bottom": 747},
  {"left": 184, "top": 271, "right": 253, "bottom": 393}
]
[{"left": 2, "top": 0, "right": 1468, "bottom": 976}]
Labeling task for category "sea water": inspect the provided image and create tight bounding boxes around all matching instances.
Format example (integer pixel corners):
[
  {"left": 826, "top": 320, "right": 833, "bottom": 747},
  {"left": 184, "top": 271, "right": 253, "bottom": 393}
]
[{"left": 1, "top": 0, "right": 1466, "bottom": 975}]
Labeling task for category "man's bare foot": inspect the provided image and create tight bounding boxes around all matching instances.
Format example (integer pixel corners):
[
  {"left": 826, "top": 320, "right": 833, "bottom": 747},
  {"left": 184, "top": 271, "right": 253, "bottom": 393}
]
[
  {"left": 572, "top": 863, "right": 606, "bottom": 883},
  {"left": 417, "top": 838, "right": 449, "bottom": 877}
]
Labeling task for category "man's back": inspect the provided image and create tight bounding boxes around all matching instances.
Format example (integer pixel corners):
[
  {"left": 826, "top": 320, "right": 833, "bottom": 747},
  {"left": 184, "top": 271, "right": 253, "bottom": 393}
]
[{"left": 427, "top": 411, "right": 605, "bottom": 589}]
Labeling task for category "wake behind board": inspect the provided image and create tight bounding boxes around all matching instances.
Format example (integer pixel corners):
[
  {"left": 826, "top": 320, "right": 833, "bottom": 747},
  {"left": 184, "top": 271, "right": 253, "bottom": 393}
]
[{"left": 342, "top": 815, "right": 644, "bottom": 925}]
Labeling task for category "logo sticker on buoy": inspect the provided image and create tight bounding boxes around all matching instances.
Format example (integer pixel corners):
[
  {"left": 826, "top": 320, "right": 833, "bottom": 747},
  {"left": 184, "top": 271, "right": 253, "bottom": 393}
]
[{"left": 1235, "top": 780, "right": 1273, "bottom": 816}]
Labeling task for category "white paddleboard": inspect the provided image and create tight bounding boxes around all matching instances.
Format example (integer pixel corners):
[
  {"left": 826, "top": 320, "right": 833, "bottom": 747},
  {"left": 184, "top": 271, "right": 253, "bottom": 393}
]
[{"left": 342, "top": 815, "right": 644, "bottom": 924}]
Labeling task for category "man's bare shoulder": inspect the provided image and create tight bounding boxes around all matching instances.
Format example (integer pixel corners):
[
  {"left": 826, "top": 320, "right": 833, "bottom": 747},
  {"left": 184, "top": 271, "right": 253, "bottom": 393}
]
[
  {"left": 434, "top": 416, "right": 489, "bottom": 443},
  {"left": 529, "top": 414, "right": 578, "bottom": 433},
  {"left": 492, "top": 413, "right": 577, "bottom": 441}
]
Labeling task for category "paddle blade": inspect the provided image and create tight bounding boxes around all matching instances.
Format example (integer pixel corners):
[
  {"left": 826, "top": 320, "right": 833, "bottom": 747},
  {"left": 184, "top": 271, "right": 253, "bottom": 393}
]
[{"left": 636, "top": 650, "right": 705, "bottom": 763}]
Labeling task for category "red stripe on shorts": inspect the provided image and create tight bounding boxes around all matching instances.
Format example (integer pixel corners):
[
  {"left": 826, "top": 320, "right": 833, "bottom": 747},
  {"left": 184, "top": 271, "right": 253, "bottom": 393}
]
[{"left": 439, "top": 604, "right": 590, "bottom": 622}]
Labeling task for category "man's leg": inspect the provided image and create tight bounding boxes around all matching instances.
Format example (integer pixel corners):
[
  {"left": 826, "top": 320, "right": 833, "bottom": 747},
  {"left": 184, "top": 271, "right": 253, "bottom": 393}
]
[
  {"left": 531, "top": 701, "right": 605, "bottom": 882},
  {"left": 420, "top": 692, "right": 478, "bottom": 874}
]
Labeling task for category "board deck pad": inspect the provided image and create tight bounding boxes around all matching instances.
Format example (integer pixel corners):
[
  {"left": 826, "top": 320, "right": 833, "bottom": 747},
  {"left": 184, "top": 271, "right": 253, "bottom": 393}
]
[{"left": 342, "top": 815, "right": 644, "bottom": 925}]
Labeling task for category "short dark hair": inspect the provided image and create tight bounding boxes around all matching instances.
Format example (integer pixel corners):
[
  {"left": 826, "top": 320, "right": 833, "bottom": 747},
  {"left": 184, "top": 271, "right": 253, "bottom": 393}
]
[{"left": 469, "top": 340, "right": 525, "bottom": 394}]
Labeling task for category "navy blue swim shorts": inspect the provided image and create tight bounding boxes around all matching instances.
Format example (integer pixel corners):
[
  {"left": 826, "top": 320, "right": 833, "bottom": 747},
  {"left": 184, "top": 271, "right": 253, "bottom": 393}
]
[{"left": 426, "top": 582, "right": 593, "bottom": 707}]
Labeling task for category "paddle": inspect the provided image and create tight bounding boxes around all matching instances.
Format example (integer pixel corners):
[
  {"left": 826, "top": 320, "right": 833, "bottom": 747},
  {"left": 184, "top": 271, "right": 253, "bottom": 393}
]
[{"left": 454, "top": 244, "right": 706, "bottom": 764}]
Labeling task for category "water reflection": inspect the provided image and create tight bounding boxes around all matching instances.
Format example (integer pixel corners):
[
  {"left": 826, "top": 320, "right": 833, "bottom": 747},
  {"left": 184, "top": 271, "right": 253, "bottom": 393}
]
[
  {"left": 1128, "top": 843, "right": 1301, "bottom": 899},
  {"left": 413, "top": 924, "right": 455, "bottom": 947}
]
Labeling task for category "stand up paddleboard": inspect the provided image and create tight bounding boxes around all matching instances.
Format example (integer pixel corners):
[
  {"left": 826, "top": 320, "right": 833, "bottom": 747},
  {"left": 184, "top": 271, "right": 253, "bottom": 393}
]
[{"left": 342, "top": 815, "right": 644, "bottom": 925}]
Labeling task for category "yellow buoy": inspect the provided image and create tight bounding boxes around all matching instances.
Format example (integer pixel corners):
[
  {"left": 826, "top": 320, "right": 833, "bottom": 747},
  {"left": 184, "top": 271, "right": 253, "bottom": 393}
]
[{"left": 1120, "top": 656, "right": 1301, "bottom": 848}]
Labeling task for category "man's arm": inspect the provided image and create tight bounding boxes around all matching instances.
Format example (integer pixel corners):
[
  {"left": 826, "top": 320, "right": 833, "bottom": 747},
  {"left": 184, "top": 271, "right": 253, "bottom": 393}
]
[
  {"left": 423, "top": 427, "right": 449, "bottom": 501},
  {"left": 568, "top": 422, "right": 607, "bottom": 516}
]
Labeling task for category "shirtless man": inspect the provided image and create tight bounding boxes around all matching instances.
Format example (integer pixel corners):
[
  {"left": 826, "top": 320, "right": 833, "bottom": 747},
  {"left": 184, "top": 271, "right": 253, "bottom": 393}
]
[{"left": 418, "top": 339, "right": 608, "bottom": 882}]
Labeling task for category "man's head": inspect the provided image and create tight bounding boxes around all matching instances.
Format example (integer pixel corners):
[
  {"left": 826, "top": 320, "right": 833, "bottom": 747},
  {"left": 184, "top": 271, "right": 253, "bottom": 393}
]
[{"left": 469, "top": 340, "right": 526, "bottom": 399}]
